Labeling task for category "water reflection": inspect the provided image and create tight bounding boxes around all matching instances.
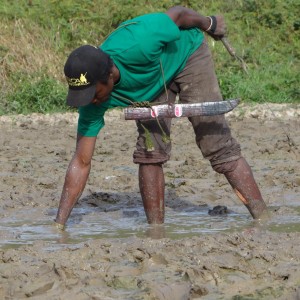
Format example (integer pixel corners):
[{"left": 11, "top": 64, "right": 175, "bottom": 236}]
[{"left": 0, "top": 204, "right": 299, "bottom": 249}]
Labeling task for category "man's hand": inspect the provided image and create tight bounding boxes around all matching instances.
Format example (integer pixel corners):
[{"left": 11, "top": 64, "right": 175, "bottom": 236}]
[
  {"left": 205, "top": 15, "right": 226, "bottom": 40},
  {"left": 166, "top": 7, "right": 226, "bottom": 40}
]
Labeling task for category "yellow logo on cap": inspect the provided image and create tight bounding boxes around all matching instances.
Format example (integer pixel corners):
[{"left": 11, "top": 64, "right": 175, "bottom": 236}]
[{"left": 66, "top": 72, "right": 90, "bottom": 87}]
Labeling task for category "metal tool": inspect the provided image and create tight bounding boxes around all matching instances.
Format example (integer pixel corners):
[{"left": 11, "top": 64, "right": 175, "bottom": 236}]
[
  {"left": 123, "top": 37, "right": 244, "bottom": 121},
  {"left": 124, "top": 98, "right": 240, "bottom": 120}
]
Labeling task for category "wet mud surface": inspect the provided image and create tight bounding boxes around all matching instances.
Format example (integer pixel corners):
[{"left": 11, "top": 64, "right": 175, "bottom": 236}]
[{"left": 0, "top": 103, "right": 299, "bottom": 299}]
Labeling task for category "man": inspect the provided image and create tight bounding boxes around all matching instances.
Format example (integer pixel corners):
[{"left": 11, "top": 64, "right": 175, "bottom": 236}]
[{"left": 55, "top": 6, "right": 267, "bottom": 230}]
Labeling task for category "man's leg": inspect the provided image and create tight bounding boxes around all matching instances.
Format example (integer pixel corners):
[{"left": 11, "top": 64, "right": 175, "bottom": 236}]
[
  {"left": 133, "top": 89, "right": 176, "bottom": 224},
  {"left": 139, "top": 163, "right": 165, "bottom": 224},
  {"left": 216, "top": 157, "right": 267, "bottom": 219},
  {"left": 174, "top": 41, "right": 268, "bottom": 219}
]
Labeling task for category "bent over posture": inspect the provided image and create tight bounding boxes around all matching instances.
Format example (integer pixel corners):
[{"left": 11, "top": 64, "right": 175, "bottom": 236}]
[{"left": 55, "top": 6, "right": 267, "bottom": 229}]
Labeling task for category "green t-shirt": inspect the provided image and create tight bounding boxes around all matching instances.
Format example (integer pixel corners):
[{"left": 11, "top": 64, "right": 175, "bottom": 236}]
[{"left": 78, "top": 12, "right": 204, "bottom": 137}]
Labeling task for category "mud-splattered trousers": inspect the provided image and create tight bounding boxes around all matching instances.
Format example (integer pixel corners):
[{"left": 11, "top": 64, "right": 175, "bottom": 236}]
[{"left": 133, "top": 40, "right": 241, "bottom": 173}]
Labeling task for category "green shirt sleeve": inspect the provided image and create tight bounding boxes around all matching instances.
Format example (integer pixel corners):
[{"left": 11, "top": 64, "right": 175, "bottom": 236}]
[{"left": 78, "top": 103, "right": 107, "bottom": 137}]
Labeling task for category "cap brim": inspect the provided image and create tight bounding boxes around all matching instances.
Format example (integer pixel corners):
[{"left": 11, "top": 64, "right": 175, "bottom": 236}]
[{"left": 66, "top": 85, "right": 96, "bottom": 107}]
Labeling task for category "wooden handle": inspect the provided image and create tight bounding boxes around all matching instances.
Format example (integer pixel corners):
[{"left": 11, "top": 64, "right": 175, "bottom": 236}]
[{"left": 221, "top": 37, "right": 236, "bottom": 57}]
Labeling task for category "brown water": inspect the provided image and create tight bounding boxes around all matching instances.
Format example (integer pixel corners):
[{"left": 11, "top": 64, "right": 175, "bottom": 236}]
[{"left": 0, "top": 202, "right": 299, "bottom": 250}]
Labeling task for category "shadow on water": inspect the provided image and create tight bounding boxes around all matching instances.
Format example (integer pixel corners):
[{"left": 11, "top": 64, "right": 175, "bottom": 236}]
[{"left": 0, "top": 191, "right": 299, "bottom": 250}]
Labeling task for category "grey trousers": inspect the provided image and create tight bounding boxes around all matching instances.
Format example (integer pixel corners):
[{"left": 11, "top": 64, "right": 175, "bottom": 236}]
[{"left": 133, "top": 40, "right": 241, "bottom": 168}]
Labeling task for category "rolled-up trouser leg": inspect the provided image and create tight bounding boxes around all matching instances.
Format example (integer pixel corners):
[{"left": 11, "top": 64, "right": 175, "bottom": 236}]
[
  {"left": 174, "top": 40, "right": 242, "bottom": 167},
  {"left": 133, "top": 88, "right": 177, "bottom": 224},
  {"left": 174, "top": 41, "right": 267, "bottom": 218},
  {"left": 133, "top": 88, "right": 177, "bottom": 164}
]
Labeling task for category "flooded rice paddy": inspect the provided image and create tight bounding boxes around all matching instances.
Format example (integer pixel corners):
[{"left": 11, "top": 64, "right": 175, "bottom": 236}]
[{"left": 0, "top": 105, "right": 299, "bottom": 299}]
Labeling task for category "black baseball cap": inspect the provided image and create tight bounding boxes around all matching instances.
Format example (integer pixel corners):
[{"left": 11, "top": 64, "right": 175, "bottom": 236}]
[{"left": 64, "top": 45, "right": 110, "bottom": 107}]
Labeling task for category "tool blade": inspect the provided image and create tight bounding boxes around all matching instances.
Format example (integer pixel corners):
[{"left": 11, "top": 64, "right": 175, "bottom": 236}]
[{"left": 124, "top": 99, "right": 240, "bottom": 120}]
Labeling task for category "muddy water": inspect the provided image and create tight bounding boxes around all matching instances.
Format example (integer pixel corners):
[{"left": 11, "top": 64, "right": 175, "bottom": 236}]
[
  {"left": 0, "top": 104, "right": 299, "bottom": 299},
  {"left": 1, "top": 203, "right": 299, "bottom": 249},
  {"left": 0, "top": 206, "right": 248, "bottom": 248}
]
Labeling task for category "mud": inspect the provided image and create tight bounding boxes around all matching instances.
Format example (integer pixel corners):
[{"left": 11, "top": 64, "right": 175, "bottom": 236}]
[{"left": 0, "top": 103, "right": 299, "bottom": 299}]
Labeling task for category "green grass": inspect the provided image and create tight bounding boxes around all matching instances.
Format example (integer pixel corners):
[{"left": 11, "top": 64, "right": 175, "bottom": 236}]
[
  {"left": 0, "top": 0, "right": 299, "bottom": 115},
  {"left": 4, "top": 73, "right": 68, "bottom": 115}
]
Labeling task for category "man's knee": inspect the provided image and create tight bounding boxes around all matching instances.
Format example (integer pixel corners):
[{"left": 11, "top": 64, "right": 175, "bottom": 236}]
[
  {"left": 133, "top": 149, "right": 170, "bottom": 165},
  {"left": 212, "top": 159, "right": 239, "bottom": 174}
]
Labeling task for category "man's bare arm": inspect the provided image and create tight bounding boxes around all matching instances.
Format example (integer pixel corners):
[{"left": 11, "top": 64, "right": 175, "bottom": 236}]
[{"left": 55, "top": 135, "right": 97, "bottom": 228}]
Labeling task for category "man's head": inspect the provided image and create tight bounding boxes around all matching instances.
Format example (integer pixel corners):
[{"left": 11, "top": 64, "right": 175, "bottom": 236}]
[{"left": 64, "top": 45, "right": 113, "bottom": 107}]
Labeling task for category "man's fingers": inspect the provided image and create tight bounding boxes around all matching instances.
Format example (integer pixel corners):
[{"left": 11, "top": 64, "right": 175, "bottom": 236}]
[{"left": 214, "top": 15, "right": 226, "bottom": 36}]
